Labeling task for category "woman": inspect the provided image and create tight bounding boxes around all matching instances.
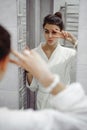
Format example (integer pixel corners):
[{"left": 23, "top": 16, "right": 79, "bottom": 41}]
[
  {"left": 27, "top": 12, "right": 77, "bottom": 110},
  {"left": 8, "top": 48, "right": 87, "bottom": 130},
  {"left": 1, "top": 24, "right": 86, "bottom": 130}
]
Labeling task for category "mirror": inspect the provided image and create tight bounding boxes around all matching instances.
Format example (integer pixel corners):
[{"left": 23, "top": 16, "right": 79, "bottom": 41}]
[
  {"left": 0, "top": 0, "right": 79, "bottom": 110},
  {"left": 25, "top": 0, "right": 80, "bottom": 109}
]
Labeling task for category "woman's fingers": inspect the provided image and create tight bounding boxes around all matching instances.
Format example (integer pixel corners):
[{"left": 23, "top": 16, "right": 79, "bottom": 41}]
[
  {"left": 61, "top": 31, "right": 70, "bottom": 38},
  {"left": 11, "top": 50, "right": 21, "bottom": 57},
  {"left": 52, "top": 29, "right": 70, "bottom": 39},
  {"left": 22, "top": 46, "right": 30, "bottom": 55},
  {"left": 52, "top": 29, "right": 65, "bottom": 38},
  {"left": 22, "top": 49, "right": 31, "bottom": 56},
  {"left": 9, "top": 59, "right": 20, "bottom": 66},
  {"left": 11, "top": 50, "right": 25, "bottom": 60}
]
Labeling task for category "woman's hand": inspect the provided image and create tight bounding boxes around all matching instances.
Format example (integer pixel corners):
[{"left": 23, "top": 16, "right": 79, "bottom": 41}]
[
  {"left": 53, "top": 29, "right": 77, "bottom": 46},
  {"left": 10, "top": 49, "right": 55, "bottom": 87},
  {"left": 10, "top": 48, "right": 65, "bottom": 95}
]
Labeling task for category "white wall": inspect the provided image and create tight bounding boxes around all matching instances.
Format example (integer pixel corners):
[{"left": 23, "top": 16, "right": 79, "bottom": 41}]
[
  {"left": 0, "top": 0, "right": 19, "bottom": 109},
  {"left": 76, "top": 0, "right": 87, "bottom": 93}
]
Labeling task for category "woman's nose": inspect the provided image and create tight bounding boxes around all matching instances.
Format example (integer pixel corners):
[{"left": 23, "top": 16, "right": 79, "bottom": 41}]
[{"left": 48, "top": 32, "right": 52, "bottom": 38}]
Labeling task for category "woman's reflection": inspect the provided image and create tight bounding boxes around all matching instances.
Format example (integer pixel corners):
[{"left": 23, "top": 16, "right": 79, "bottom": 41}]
[{"left": 27, "top": 11, "right": 77, "bottom": 110}]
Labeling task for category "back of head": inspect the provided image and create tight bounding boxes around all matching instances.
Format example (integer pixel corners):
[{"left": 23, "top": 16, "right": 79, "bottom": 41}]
[
  {"left": 43, "top": 11, "right": 64, "bottom": 31},
  {"left": 0, "top": 25, "right": 11, "bottom": 61}
]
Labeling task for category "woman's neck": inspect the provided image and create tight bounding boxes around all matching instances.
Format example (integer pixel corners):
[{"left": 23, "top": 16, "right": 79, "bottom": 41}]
[
  {"left": 42, "top": 42, "right": 58, "bottom": 59},
  {"left": 42, "top": 42, "right": 58, "bottom": 51}
]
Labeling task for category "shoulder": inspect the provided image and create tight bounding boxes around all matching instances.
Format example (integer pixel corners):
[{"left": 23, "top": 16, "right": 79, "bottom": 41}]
[
  {"left": 33, "top": 42, "right": 43, "bottom": 51},
  {"left": 60, "top": 46, "right": 76, "bottom": 57},
  {"left": 33, "top": 42, "right": 45, "bottom": 55}
]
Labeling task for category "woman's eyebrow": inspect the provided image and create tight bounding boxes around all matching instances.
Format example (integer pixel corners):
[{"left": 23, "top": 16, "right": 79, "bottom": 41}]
[
  {"left": 44, "top": 28, "right": 60, "bottom": 32},
  {"left": 44, "top": 28, "right": 49, "bottom": 31},
  {"left": 54, "top": 28, "right": 60, "bottom": 31}
]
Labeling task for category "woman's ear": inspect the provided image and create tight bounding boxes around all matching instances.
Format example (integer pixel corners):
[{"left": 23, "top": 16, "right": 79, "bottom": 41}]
[{"left": 0, "top": 56, "right": 9, "bottom": 80}]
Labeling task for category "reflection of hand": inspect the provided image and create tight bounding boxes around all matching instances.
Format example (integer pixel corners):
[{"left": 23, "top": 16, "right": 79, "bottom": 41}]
[
  {"left": 53, "top": 29, "right": 77, "bottom": 45},
  {"left": 10, "top": 49, "right": 55, "bottom": 87},
  {"left": 62, "top": 31, "right": 77, "bottom": 44}
]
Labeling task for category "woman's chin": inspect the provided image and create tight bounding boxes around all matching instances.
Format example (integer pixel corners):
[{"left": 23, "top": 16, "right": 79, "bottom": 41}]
[{"left": 48, "top": 41, "right": 54, "bottom": 45}]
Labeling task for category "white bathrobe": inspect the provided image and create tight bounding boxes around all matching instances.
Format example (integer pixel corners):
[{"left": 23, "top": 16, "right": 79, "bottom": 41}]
[
  {"left": 27, "top": 43, "right": 76, "bottom": 109},
  {"left": 0, "top": 83, "right": 87, "bottom": 130}
]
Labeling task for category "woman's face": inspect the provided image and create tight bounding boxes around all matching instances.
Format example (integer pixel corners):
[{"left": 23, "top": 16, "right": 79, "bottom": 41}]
[{"left": 43, "top": 24, "right": 60, "bottom": 46}]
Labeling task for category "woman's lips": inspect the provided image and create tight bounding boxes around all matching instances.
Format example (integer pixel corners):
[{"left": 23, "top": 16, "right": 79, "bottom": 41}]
[{"left": 48, "top": 39, "right": 53, "bottom": 42}]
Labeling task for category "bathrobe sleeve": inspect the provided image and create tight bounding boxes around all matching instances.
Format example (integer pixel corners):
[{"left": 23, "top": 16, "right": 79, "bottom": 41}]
[
  {"left": 0, "top": 83, "right": 87, "bottom": 130},
  {"left": 0, "top": 107, "right": 85, "bottom": 130},
  {"left": 49, "top": 83, "right": 87, "bottom": 112}
]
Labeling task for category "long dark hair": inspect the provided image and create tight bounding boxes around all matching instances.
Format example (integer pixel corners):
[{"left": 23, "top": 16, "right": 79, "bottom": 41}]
[{"left": 0, "top": 25, "right": 11, "bottom": 60}]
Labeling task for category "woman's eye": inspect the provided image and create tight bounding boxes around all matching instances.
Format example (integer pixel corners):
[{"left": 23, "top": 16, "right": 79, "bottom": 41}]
[
  {"left": 44, "top": 30, "right": 49, "bottom": 34},
  {"left": 44, "top": 30, "right": 57, "bottom": 35}
]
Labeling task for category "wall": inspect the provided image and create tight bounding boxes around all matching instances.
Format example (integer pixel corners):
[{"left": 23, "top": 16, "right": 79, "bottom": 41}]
[
  {"left": 76, "top": 0, "right": 87, "bottom": 93},
  {"left": 0, "top": 0, "right": 19, "bottom": 109},
  {"left": 54, "top": 0, "right": 79, "bottom": 12}
]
